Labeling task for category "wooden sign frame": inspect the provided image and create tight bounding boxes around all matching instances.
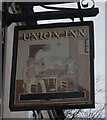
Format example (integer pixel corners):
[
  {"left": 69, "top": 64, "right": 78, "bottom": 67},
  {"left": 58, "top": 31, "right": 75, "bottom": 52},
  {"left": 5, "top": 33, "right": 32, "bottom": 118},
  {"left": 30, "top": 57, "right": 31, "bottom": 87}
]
[{"left": 9, "top": 21, "right": 94, "bottom": 111}]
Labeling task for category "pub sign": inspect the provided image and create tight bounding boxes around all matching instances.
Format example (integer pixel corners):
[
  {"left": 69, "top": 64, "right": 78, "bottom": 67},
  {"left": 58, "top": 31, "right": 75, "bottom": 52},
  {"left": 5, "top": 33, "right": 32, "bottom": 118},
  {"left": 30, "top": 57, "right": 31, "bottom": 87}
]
[{"left": 9, "top": 21, "right": 95, "bottom": 111}]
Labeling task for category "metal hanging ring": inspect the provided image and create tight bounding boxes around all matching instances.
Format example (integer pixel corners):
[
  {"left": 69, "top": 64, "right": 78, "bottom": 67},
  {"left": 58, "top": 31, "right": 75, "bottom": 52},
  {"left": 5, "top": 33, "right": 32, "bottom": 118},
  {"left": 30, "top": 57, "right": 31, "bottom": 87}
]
[{"left": 81, "top": 0, "right": 95, "bottom": 8}]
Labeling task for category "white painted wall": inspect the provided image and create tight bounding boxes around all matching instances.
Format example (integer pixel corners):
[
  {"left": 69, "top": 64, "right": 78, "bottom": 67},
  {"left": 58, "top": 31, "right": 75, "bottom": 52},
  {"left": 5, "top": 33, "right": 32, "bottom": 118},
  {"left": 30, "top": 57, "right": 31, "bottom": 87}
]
[{"left": 105, "top": 1, "right": 107, "bottom": 117}]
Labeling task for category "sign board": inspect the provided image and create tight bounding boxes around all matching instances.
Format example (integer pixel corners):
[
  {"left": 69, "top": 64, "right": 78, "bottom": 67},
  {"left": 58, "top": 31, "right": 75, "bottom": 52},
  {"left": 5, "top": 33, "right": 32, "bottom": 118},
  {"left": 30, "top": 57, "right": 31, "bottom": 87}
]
[{"left": 9, "top": 21, "right": 94, "bottom": 111}]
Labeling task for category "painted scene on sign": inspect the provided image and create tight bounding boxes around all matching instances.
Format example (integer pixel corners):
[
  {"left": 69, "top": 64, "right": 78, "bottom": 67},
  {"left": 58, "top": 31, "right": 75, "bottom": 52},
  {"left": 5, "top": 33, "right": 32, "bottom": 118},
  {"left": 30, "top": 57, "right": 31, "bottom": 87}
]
[{"left": 15, "top": 26, "right": 90, "bottom": 104}]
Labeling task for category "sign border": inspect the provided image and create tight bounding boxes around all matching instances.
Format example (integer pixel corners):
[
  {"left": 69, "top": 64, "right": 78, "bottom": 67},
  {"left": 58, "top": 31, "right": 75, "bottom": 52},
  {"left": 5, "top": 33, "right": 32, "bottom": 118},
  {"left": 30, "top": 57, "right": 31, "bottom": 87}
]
[{"left": 9, "top": 21, "right": 95, "bottom": 111}]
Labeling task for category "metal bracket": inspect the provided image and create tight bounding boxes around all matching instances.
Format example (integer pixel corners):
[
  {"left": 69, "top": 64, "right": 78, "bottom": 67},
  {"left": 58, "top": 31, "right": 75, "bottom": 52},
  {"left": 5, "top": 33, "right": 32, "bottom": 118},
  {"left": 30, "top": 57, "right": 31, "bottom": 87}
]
[{"left": 2, "top": 2, "right": 99, "bottom": 27}]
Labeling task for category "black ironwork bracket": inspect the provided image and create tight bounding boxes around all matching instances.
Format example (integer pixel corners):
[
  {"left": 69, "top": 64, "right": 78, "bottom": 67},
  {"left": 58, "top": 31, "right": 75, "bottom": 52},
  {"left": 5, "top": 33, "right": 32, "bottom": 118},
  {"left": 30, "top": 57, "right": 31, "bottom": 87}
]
[
  {"left": 2, "top": 2, "right": 99, "bottom": 27},
  {"left": 2, "top": 7, "right": 99, "bottom": 27}
]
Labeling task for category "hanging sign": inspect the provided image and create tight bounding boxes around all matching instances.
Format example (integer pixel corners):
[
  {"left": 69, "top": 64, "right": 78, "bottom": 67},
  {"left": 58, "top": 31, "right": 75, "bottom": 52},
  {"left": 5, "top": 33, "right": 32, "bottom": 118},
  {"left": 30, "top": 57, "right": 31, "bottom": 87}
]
[{"left": 9, "top": 21, "right": 94, "bottom": 111}]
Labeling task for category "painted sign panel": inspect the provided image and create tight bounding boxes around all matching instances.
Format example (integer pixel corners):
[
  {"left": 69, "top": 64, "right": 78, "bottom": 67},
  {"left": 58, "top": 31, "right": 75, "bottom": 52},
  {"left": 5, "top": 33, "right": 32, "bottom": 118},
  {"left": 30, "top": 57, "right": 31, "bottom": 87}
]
[{"left": 9, "top": 21, "right": 94, "bottom": 111}]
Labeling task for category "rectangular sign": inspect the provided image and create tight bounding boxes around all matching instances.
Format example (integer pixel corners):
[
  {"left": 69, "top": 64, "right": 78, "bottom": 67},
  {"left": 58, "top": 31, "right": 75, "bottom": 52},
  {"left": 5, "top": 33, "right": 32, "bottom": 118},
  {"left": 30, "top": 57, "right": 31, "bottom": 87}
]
[{"left": 9, "top": 21, "right": 94, "bottom": 111}]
